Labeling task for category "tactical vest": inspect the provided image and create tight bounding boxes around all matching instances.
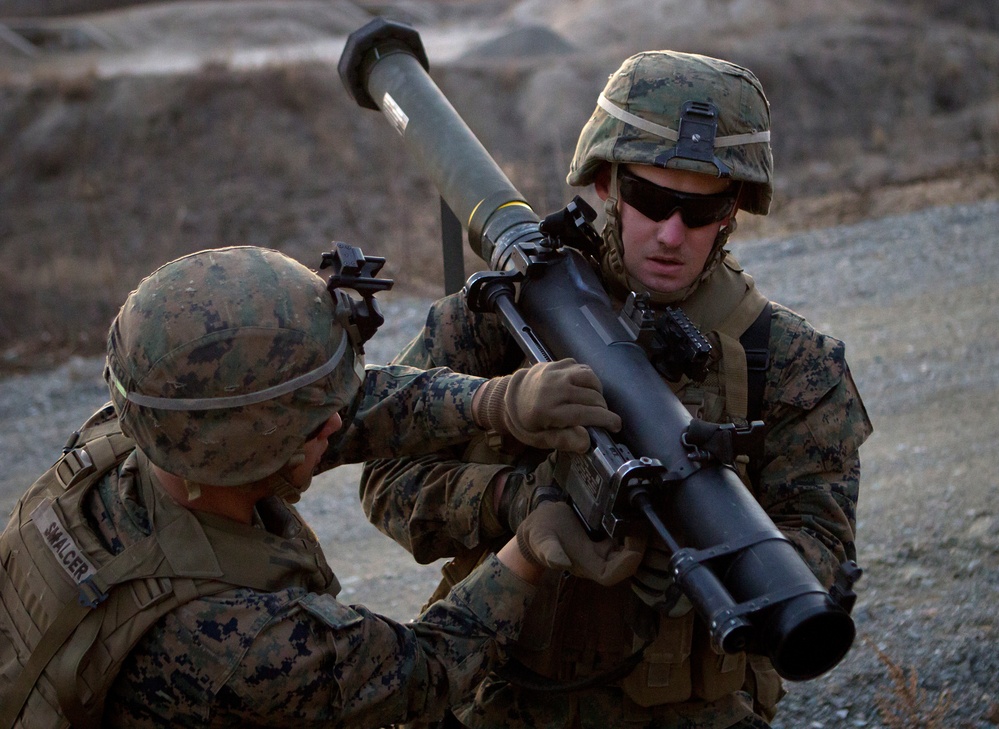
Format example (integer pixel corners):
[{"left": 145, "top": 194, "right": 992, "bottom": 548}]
[
  {"left": 434, "top": 256, "right": 782, "bottom": 718},
  {"left": 0, "top": 405, "right": 338, "bottom": 729}
]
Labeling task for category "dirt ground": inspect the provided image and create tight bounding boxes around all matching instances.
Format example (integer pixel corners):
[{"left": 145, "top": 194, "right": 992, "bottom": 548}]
[
  {"left": 1, "top": 1, "right": 998, "bottom": 727},
  {"left": 2, "top": 199, "right": 996, "bottom": 728}
]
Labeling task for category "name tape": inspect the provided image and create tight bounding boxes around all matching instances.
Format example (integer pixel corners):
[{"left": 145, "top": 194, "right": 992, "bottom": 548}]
[{"left": 30, "top": 500, "right": 98, "bottom": 585}]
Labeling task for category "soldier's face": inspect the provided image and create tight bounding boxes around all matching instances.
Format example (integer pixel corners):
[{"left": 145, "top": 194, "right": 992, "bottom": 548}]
[{"left": 597, "top": 164, "right": 735, "bottom": 294}]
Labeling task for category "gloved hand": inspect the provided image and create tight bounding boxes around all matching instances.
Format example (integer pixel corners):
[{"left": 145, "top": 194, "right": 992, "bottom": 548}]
[
  {"left": 473, "top": 359, "right": 622, "bottom": 453},
  {"left": 494, "top": 454, "right": 558, "bottom": 533},
  {"left": 516, "top": 500, "right": 643, "bottom": 586},
  {"left": 630, "top": 536, "right": 693, "bottom": 617}
]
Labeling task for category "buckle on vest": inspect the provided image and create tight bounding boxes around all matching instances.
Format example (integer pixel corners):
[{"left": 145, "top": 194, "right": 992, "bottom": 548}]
[
  {"left": 682, "top": 420, "right": 765, "bottom": 465},
  {"left": 77, "top": 576, "right": 108, "bottom": 609},
  {"left": 745, "top": 347, "right": 770, "bottom": 372},
  {"left": 55, "top": 448, "right": 95, "bottom": 490}
]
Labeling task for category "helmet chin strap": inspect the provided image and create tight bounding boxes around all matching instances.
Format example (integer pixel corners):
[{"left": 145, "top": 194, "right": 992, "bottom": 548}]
[
  {"left": 179, "top": 446, "right": 312, "bottom": 504},
  {"left": 268, "top": 449, "right": 312, "bottom": 504},
  {"left": 599, "top": 163, "right": 736, "bottom": 307}
]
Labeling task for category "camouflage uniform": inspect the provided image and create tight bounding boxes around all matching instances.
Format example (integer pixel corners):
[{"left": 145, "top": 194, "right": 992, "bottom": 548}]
[
  {"left": 91, "top": 435, "right": 535, "bottom": 728},
  {"left": 360, "top": 279, "right": 870, "bottom": 728},
  {"left": 359, "top": 50, "right": 872, "bottom": 729},
  {"left": 0, "top": 246, "right": 545, "bottom": 728}
]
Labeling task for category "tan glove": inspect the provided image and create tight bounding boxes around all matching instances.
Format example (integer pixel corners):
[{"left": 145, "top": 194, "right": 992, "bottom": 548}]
[
  {"left": 485, "top": 453, "right": 558, "bottom": 534},
  {"left": 473, "top": 359, "right": 622, "bottom": 453},
  {"left": 516, "top": 501, "right": 643, "bottom": 586},
  {"left": 630, "top": 535, "right": 693, "bottom": 617}
]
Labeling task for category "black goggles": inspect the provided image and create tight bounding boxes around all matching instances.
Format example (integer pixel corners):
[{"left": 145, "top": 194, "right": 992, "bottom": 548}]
[{"left": 617, "top": 170, "right": 738, "bottom": 228}]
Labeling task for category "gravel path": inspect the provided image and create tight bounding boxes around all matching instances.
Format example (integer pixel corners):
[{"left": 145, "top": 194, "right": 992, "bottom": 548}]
[{"left": 2, "top": 199, "right": 997, "bottom": 727}]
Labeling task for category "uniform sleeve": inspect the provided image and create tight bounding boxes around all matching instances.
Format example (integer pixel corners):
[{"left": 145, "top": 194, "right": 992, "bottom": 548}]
[
  {"left": 361, "top": 453, "right": 510, "bottom": 562},
  {"left": 359, "top": 294, "right": 521, "bottom": 563},
  {"left": 315, "top": 554, "right": 533, "bottom": 727},
  {"left": 322, "top": 363, "right": 486, "bottom": 466},
  {"left": 754, "top": 305, "right": 873, "bottom": 587},
  {"left": 106, "top": 556, "right": 534, "bottom": 728},
  {"left": 321, "top": 293, "right": 520, "bottom": 469}
]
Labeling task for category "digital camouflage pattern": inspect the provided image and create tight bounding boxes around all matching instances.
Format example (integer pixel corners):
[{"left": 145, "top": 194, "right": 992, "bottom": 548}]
[
  {"left": 360, "top": 273, "right": 872, "bottom": 727},
  {"left": 567, "top": 50, "right": 773, "bottom": 216},
  {"left": 2, "top": 244, "right": 603, "bottom": 728},
  {"left": 104, "top": 245, "right": 495, "bottom": 488},
  {"left": 0, "top": 352, "right": 516, "bottom": 727},
  {"left": 324, "top": 359, "right": 492, "bottom": 470},
  {"left": 356, "top": 44, "right": 867, "bottom": 729},
  {"left": 80, "top": 452, "right": 535, "bottom": 728},
  {"left": 105, "top": 246, "right": 361, "bottom": 486}
]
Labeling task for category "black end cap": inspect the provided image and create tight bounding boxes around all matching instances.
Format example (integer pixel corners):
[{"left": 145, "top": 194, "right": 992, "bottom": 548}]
[{"left": 338, "top": 17, "right": 430, "bottom": 110}]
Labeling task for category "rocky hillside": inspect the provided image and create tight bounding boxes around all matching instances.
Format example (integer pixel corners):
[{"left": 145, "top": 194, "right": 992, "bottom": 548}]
[{"left": 1, "top": 0, "right": 998, "bottom": 369}]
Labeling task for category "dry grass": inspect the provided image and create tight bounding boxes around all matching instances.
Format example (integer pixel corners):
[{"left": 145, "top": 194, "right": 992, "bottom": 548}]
[{"left": 865, "top": 638, "right": 954, "bottom": 729}]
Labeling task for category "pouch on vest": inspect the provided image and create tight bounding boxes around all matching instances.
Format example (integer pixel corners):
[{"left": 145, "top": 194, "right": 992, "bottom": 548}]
[
  {"left": 745, "top": 654, "right": 785, "bottom": 722},
  {"left": 619, "top": 612, "right": 694, "bottom": 706},
  {"left": 689, "top": 617, "right": 747, "bottom": 701}
]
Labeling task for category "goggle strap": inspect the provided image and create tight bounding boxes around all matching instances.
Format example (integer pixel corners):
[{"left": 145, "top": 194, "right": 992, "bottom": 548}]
[{"left": 598, "top": 94, "right": 770, "bottom": 148}]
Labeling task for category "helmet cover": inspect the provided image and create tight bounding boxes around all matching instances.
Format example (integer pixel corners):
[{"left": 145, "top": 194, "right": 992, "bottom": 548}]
[
  {"left": 568, "top": 50, "right": 773, "bottom": 215},
  {"left": 105, "top": 246, "right": 361, "bottom": 486}
]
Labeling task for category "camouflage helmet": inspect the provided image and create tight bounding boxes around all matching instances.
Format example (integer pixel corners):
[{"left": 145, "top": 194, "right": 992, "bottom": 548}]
[
  {"left": 568, "top": 50, "right": 773, "bottom": 215},
  {"left": 104, "top": 246, "right": 362, "bottom": 486}
]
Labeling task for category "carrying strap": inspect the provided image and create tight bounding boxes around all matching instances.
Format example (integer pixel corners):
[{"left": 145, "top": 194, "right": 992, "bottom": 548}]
[
  {"left": 0, "top": 586, "right": 89, "bottom": 729},
  {"left": 710, "top": 282, "right": 770, "bottom": 424},
  {"left": 740, "top": 302, "right": 772, "bottom": 425},
  {"left": 740, "top": 302, "right": 772, "bottom": 489},
  {"left": 716, "top": 331, "right": 750, "bottom": 420}
]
